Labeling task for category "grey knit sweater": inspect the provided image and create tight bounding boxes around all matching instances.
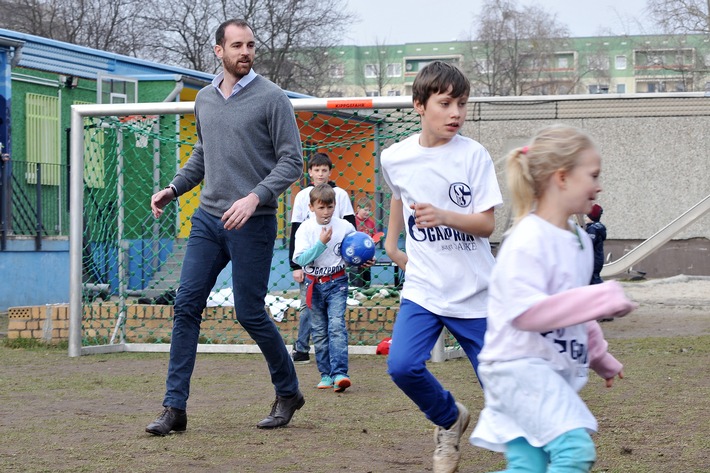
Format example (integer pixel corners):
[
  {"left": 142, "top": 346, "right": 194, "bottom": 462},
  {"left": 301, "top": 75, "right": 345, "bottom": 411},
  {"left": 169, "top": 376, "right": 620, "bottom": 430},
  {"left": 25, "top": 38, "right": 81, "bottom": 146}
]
[{"left": 170, "top": 75, "right": 303, "bottom": 217}]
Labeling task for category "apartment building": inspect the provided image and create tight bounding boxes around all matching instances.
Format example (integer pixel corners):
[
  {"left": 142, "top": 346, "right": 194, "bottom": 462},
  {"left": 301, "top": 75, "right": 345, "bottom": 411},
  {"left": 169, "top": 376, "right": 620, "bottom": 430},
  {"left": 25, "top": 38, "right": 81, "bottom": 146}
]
[{"left": 323, "top": 34, "right": 710, "bottom": 97}]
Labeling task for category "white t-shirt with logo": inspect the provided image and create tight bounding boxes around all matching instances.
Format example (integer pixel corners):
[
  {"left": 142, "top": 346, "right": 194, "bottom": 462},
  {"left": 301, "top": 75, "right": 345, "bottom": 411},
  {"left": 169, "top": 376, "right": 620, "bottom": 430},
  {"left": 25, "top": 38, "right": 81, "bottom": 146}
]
[
  {"left": 293, "top": 217, "right": 356, "bottom": 276},
  {"left": 471, "top": 214, "right": 596, "bottom": 451},
  {"left": 381, "top": 133, "right": 502, "bottom": 318},
  {"left": 291, "top": 185, "right": 354, "bottom": 224},
  {"left": 478, "top": 214, "right": 594, "bottom": 381}
]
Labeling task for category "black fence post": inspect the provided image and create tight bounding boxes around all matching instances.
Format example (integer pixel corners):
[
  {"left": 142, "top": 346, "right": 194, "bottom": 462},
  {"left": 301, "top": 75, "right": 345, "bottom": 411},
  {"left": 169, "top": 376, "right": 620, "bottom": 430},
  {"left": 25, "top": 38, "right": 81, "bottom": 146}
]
[
  {"left": 0, "top": 154, "right": 8, "bottom": 251},
  {"left": 35, "top": 163, "right": 42, "bottom": 250}
]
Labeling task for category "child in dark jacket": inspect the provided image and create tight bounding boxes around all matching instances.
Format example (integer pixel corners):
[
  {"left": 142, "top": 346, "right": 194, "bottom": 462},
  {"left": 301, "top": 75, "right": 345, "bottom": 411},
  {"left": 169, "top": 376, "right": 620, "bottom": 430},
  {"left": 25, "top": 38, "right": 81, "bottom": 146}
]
[{"left": 585, "top": 203, "right": 607, "bottom": 285}]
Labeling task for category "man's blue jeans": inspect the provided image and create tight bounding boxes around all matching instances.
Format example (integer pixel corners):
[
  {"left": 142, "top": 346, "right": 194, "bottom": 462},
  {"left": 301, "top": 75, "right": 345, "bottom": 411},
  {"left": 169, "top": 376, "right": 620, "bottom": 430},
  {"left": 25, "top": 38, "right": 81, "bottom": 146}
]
[
  {"left": 163, "top": 208, "right": 299, "bottom": 410},
  {"left": 308, "top": 275, "right": 349, "bottom": 379},
  {"left": 293, "top": 281, "right": 311, "bottom": 353}
]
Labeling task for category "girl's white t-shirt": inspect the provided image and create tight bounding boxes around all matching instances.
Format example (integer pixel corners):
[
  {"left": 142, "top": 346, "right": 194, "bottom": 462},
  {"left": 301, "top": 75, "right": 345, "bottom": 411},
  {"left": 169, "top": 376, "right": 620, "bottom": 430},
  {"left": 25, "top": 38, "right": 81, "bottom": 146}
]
[
  {"left": 293, "top": 217, "right": 356, "bottom": 276},
  {"left": 479, "top": 213, "right": 594, "bottom": 386},
  {"left": 381, "top": 133, "right": 502, "bottom": 318},
  {"left": 470, "top": 214, "right": 597, "bottom": 452}
]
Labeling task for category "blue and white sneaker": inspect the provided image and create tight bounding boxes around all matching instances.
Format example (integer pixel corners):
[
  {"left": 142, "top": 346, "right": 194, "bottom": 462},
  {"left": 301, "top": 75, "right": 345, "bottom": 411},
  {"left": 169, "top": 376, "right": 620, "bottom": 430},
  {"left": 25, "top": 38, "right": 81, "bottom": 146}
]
[
  {"left": 333, "top": 375, "right": 351, "bottom": 393},
  {"left": 317, "top": 376, "right": 334, "bottom": 389}
]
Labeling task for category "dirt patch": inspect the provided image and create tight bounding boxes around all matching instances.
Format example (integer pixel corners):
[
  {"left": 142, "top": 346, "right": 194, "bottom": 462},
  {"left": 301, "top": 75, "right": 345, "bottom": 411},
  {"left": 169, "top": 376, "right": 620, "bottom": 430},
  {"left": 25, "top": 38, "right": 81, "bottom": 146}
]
[
  {"left": 607, "top": 276, "right": 710, "bottom": 339},
  {"left": 1, "top": 276, "right": 708, "bottom": 472}
]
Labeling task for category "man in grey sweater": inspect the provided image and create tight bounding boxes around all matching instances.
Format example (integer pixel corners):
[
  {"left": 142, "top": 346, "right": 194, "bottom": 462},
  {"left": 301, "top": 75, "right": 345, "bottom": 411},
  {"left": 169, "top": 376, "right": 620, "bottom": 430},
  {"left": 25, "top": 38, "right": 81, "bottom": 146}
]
[{"left": 146, "top": 18, "right": 305, "bottom": 435}]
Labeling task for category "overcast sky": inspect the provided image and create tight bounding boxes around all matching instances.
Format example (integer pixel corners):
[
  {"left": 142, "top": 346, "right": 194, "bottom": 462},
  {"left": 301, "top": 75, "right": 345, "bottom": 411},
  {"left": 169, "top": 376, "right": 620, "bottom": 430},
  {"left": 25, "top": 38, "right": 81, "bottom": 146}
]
[{"left": 344, "top": 0, "right": 653, "bottom": 45}]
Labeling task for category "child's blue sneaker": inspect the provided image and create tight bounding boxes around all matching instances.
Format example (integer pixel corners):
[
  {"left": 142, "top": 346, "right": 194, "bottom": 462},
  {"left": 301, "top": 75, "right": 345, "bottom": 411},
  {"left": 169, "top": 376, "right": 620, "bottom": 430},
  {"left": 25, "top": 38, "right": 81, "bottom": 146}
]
[
  {"left": 317, "top": 376, "right": 333, "bottom": 389},
  {"left": 333, "top": 375, "right": 351, "bottom": 393}
]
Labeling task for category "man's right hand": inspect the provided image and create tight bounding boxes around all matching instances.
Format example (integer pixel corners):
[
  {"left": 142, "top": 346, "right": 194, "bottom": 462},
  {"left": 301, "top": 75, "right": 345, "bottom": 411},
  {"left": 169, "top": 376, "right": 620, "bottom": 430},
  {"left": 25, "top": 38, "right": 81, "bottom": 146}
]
[
  {"left": 293, "top": 269, "right": 304, "bottom": 283},
  {"left": 151, "top": 188, "right": 175, "bottom": 218}
]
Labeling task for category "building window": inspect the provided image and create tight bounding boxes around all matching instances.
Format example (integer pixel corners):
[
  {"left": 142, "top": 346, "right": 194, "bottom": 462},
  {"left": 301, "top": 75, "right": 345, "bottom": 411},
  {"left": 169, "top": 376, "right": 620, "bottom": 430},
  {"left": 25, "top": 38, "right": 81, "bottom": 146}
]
[
  {"left": 558, "top": 57, "right": 569, "bottom": 69},
  {"left": 588, "top": 84, "right": 609, "bottom": 94},
  {"left": 617, "top": 84, "right": 626, "bottom": 93},
  {"left": 364, "top": 64, "right": 379, "bottom": 78},
  {"left": 97, "top": 73, "right": 138, "bottom": 104},
  {"left": 329, "top": 63, "right": 345, "bottom": 78},
  {"left": 587, "top": 54, "right": 609, "bottom": 70},
  {"left": 77, "top": 100, "right": 106, "bottom": 189},
  {"left": 473, "top": 58, "right": 489, "bottom": 73},
  {"left": 647, "top": 55, "right": 664, "bottom": 67},
  {"left": 25, "top": 93, "right": 60, "bottom": 185},
  {"left": 615, "top": 55, "right": 627, "bottom": 70},
  {"left": 645, "top": 81, "right": 667, "bottom": 93},
  {"left": 387, "top": 90, "right": 401, "bottom": 96},
  {"left": 365, "top": 91, "right": 380, "bottom": 97},
  {"left": 386, "top": 63, "right": 402, "bottom": 77}
]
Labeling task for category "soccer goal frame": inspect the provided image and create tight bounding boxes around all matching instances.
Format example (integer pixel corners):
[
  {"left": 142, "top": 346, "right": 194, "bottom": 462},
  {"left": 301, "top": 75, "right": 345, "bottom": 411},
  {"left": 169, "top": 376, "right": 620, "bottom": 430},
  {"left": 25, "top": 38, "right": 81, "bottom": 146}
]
[
  {"left": 68, "top": 96, "right": 448, "bottom": 358},
  {"left": 68, "top": 91, "right": 710, "bottom": 360}
]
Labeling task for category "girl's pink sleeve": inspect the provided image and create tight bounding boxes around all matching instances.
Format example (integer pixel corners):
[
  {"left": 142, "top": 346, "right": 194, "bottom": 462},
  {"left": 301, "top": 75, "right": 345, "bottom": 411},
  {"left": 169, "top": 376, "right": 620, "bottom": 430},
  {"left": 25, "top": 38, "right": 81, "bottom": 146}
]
[
  {"left": 586, "top": 320, "right": 623, "bottom": 380},
  {"left": 513, "top": 281, "right": 637, "bottom": 332}
]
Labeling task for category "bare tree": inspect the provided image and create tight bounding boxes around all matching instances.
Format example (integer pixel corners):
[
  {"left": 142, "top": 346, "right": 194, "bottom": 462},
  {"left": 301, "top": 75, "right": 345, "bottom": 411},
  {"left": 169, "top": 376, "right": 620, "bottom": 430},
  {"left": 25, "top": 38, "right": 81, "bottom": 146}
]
[
  {"left": 234, "top": 0, "right": 354, "bottom": 93},
  {"left": 138, "top": 0, "right": 221, "bottom": 72},
  {"left": 136, "top": 0, "right": 354, "bottom": 93},
  {"left": 356, "top": 38, "right": 400, "bottom": 96},
  {"left": 0, "top": 0, "right": 147, "bottom": 57},
  {"left": 647, "top": 0, "right": 710, "bottom": 34},
  {"left": 1, "top": 0, "right": 354, "bottom": 95},
  {"left": 467, "top": 0, "right": 571, "bottom": 96}
]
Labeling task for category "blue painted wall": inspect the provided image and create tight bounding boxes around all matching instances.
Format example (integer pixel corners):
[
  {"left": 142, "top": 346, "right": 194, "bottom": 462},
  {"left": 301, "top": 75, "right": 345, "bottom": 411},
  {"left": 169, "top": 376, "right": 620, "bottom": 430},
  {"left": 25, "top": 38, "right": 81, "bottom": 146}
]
[
  {"left": 0, "top": 239, "right": 70, "bottom": 311},
  {"left": 0, "top": 242, "right": 400, "bottom": 312},
  {"left": 215, "top": 247, "right": 398, "bottom": 293}
]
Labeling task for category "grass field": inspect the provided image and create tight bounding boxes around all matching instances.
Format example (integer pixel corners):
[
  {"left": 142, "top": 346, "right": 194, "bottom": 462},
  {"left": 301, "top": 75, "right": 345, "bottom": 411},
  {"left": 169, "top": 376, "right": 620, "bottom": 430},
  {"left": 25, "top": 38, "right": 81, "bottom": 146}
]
[{"left": 1, "top": 322, "right": 708, "bottom": 472}]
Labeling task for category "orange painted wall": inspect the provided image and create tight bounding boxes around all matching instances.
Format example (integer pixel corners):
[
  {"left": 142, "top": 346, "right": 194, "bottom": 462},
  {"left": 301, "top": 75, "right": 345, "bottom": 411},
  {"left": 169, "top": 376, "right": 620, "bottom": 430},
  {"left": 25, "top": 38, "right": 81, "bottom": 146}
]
[{"left": 175, "top": 101, "right": 379, "bottom": 240}]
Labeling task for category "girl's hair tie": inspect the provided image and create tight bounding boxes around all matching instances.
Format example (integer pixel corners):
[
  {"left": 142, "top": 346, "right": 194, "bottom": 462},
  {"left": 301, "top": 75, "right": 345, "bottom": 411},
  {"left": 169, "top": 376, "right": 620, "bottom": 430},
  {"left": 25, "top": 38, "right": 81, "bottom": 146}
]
[{"left": 521, "top": 146, "right": 529, "bottom": 155}]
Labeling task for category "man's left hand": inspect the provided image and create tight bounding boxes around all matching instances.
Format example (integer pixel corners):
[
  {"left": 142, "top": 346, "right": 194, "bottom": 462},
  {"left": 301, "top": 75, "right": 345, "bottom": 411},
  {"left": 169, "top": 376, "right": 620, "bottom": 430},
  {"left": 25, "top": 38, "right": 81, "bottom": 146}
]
[{"left": 222, "top": 193, "right": 259, "bottom": 230}]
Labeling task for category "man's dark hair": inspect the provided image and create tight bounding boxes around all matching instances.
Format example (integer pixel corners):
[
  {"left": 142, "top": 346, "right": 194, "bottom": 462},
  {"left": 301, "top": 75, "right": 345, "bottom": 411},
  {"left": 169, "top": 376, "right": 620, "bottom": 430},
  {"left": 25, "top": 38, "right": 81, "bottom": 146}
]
[
  {"left": 412, "top": 60, "right": 470, "bottom": 107},
  {"left": 308, "top": 152, "right": 333, "bottom": 170},
  {"left": 215, "top": 19, "right": 253, "bottom": 46}
]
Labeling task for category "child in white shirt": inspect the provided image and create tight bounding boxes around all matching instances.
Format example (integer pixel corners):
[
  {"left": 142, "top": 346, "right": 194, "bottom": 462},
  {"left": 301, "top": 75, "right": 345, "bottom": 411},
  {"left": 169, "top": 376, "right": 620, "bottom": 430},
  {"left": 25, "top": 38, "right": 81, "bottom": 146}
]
[
  {"left": 293, "top": 184, "right": 358, "bottom": 392},
  {"left": 382, "top": 60, "right": 503, "bottom": 473},
  {"left": 289, "top": 153, "right": 355, "bottom": 364},
  {"left": 470, "top": 125, "right": 636, "bottom": 472}
]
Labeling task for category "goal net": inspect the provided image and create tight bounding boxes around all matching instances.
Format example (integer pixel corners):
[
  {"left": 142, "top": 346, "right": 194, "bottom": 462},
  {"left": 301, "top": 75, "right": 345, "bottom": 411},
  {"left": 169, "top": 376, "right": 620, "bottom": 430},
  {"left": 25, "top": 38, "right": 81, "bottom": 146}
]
[
  {"left": 70, "top": 92, "right": 710, "bottom": 358},
  {"left": 69, "top": 97, "right": 442, "bottom": 356}
]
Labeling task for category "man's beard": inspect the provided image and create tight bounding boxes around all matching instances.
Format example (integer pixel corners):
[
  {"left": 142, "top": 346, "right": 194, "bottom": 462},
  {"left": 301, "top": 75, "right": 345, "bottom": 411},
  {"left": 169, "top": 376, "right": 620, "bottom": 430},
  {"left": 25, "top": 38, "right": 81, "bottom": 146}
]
[{"left": 223, "top": 56, "right": 253, "bottom": 79}]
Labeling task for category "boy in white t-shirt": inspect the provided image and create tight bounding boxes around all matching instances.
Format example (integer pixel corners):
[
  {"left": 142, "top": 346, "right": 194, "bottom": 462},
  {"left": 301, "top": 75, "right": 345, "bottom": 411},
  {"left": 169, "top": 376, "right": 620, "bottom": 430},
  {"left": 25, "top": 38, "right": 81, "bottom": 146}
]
[
  {"left": 292, "top": 184, "right": 357, "bottom": 392},
  {"left": 381, "top": 61, "right": 503, "bottom": 473},
  {"left": 289, "top": 153, "right": 356, "bottom": 364}
]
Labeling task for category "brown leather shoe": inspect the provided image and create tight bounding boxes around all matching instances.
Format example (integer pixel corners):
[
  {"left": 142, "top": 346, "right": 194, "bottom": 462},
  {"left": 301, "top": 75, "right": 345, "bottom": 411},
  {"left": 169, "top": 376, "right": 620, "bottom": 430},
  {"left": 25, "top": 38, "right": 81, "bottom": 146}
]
[
  {"left": 256, "top": 391, "right": 305, "bottom": 429},
  {"left": 145, "top": 407, "right": 187, "bottom": 436}
]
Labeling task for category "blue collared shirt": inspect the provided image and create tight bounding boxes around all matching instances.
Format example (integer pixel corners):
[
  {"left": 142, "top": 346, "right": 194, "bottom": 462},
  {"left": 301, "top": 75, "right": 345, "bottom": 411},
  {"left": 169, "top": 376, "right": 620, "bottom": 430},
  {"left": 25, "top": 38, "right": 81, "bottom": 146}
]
[{"left": 211, "top": 68, "right": 257, "bottom": 99}]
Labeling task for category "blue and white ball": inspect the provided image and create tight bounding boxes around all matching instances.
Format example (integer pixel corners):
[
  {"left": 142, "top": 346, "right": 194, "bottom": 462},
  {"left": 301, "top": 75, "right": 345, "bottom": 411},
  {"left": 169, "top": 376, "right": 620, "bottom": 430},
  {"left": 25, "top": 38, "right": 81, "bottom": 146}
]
[{"left": 341, "top": 231, "right": 376, "bottom": 266}]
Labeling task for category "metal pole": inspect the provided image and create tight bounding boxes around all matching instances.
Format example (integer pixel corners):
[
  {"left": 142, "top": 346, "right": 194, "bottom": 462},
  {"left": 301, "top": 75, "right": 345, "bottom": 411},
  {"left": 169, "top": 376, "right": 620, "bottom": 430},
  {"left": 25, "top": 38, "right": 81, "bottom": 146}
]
[
  {"left": 68, "top": 107, "right": 85, "bottom": 357},
  {"left": 431, "top": 333, "right": 445, "bottom": 363},
  {"left": 0, "top": 152, "right": 7, "bottom": 251},
  {"left": 111, "top": 129, "right": 126, "bottom": 345}
]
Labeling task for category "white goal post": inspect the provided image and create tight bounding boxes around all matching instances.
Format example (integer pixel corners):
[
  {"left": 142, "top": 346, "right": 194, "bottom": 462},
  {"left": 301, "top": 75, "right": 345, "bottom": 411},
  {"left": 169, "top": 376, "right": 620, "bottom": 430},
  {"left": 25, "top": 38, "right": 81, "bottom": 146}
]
[
  {"left": 69, "top": 91, "right": 710, "bottom": 359},
  {"left": 68, "top": 97, "right": 423, "bottom": 358}
]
